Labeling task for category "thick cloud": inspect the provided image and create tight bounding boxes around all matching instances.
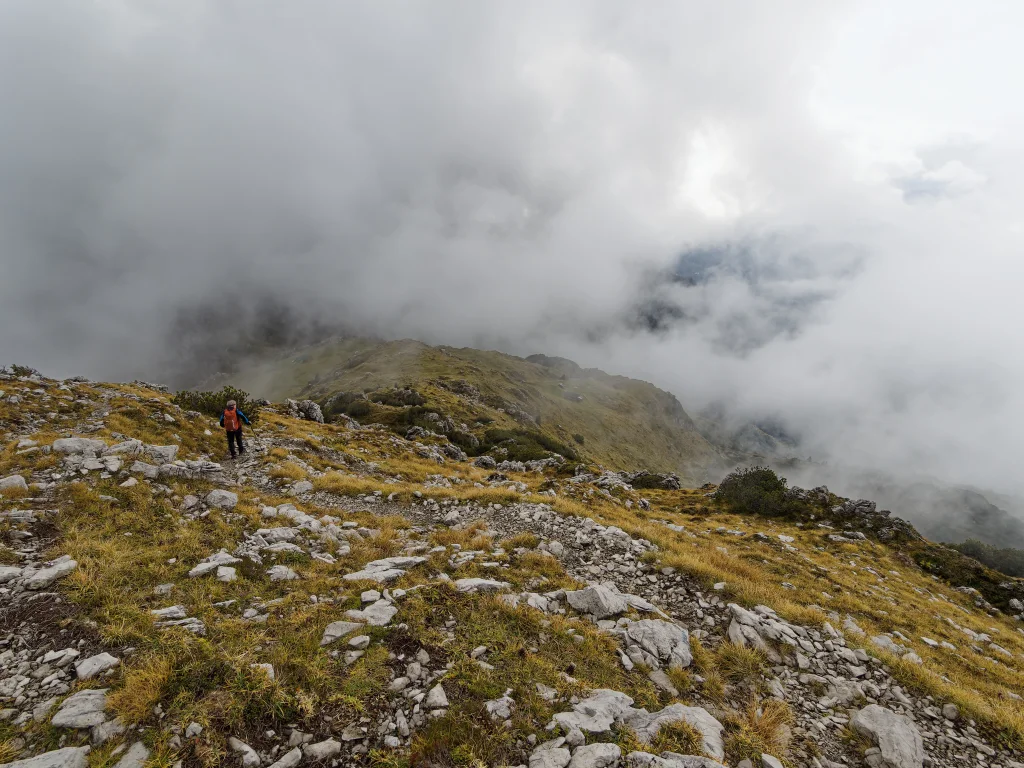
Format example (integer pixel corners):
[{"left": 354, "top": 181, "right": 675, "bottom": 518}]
[{"left": 2, "top": 1, "right": 1023, "bottom": 495}]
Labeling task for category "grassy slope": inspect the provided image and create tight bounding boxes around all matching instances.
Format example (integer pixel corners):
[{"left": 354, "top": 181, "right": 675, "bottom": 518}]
[
  {"left": 210, "top": 337, "right": 727, "bottom": 484},
  {"left": 5, "top": 377, "right": 1024, "bottom": 763}
]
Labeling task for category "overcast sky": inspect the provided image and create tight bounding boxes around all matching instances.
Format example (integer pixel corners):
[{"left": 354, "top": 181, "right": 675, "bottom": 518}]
[{"left": 2, "top": 0, "right": 1023, "bottom": 494}]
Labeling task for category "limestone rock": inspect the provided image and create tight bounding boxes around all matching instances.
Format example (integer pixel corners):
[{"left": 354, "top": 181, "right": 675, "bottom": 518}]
[
  {"left": 188, "top": 550, "right": 241, "bottom": 578},
  {"left": 267, "top": 565, "right": 299, "bottom": 581},
  {"left": 74, "top": 653, "right": 119, "bottom": 680},
  {"left": 52, "top": 438, "right": 106, "bottom": 455},
  {"left": 50, "top": 689, "right": 108, "bottom": 729},
  {"left": 205, "top": 489, "right": 238, "bottom": 509},
  {"left": 303, "top": 738, "right": 341, "bottom": 761},
  {"left": 267, "top": 746, "right": 302, "bottom": 768},
  {"left": 1, "top": 747, "right": 89, "bottom": 768},
  {"left": 24, "top": 556, "right": 78, "bottom": 590},
  {"left": 342, "top": 556, "right": 426, "bottom": 583},
  {"left": 850, "top": 704, "right": 924, "bottom": 768},
  {"left": 228, "top": 737, "right": 261, "bottom": 767},
  {"left": 565, "top": 584, "right": 629, "bottom": 619},
  {"left": 144, "top": 445, "right": 179, "bottom": 463},
  {"left": 0, "top": 474, "right": 27, "bottom": 491},
  {"left": 552, "top": 689, "right": 635, "bottom": 734},
  {"left": 425, "top": 684, "right": 449, "bottom": 709},
  {"left": 111, "top": 742, "right": 149, "bottom": 768},
  {"left": 345, "top": 599, "right": 398, "bottom": 626},
  {"left": 454, "top": 578, "right": 510, "bottom": 593},
  {"left": 567, "top": 743, "right": 621, "bottom": 768},
  {"left": 530, "top": 748, "right": 572, "bottom": 768},
  {"left": 624, "top": 620, "right": 692, "bottom": 668},
  {"left": 320, "top": 621, "right": 365, "bottom": 646}
]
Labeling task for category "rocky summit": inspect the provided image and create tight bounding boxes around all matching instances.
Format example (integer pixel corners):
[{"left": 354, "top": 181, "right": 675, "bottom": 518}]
[{"left": 1, "top": 370, "right": 1024, "bottom": 768}]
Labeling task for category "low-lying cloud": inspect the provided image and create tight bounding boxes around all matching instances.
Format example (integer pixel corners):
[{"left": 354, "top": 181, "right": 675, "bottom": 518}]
[{"left": 2, "top": 1, "right": 1023, "bottom": 497}]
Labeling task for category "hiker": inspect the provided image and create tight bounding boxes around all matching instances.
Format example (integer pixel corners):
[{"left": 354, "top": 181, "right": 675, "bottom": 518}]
[{"left": 219, "top": 400, "right": 251, "bottom": 458}]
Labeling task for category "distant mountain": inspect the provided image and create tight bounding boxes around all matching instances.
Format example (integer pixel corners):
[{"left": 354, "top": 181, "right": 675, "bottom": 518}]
[
  {"left": 199, "top": 337, "right": 730, "bottom": 484},
  {"left": 193, "top": 335, "right": 1024, "bottom": 550}
]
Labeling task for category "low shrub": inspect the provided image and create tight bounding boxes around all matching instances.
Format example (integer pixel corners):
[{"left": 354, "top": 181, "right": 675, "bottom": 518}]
[
  {"left": 950, "top": 539, "right": 1024, "bottom": 578},
  {"left": 715, "top": 466, "right": 802, "bottom": 518},
  {"left": 368, "top": 387, "right": 426, "bottom": 407},
  {"left": 477, "top": 428, "right": 579, "bottom": 462},
  {"left": 171, "top": 386, "right": 262, "bottom": 423}
]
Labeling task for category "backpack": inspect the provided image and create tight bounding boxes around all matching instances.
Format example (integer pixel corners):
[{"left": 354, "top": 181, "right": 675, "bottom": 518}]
[{"left": 223, "top": 409, "right": 240, "bottom": 431}]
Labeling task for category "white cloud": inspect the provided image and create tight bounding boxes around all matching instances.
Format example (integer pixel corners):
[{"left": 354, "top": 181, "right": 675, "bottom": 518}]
[{"left": 1, "top": 0, "right": 1023, "bottom": 494}]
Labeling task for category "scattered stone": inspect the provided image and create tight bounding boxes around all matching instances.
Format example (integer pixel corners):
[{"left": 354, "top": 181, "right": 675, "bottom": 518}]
[
  {"left": 52, "top": 437, "right": 106, "bottom": 455},
  {"left": 850, "top": 704, "right": 924, "bottom": 768},
  {"left": 74, "top": 653, "right": 119, "bottom": 680},
  {"left": 425, "top": 684, "right": 449, "bottom": 709},
  {"left": 345, "top": 599, "right": 398, "bottom": 627},
  {"left": 228, "top": 737, "right": 261, "bottom": 767},
  {"left": 303, "top": 738, "right": 341, "bottom": 761},
  {"left": 567, "top": 743, "right": 621, "bottom": 768},
  {"left": 530, "top": 748, "right": 572, "bottom": 768},
  {"left": 189, "top": 550, "right": 241, "bottom": 577},
  {"left": 0, "top": 747, "right": 89, "bottom": 768},
  {"left": 50, "top": 688, "right": 109, "bottom": 729},
  {"left": 267, "top": 565, "right": 299, "bottom": 581},
  {"left": 321, "top": 621, "right": 365, "bottom": 646},
  {"left": 342, "top": 556, "right": 426, "bottom": 583},
  {"left": 565, "top": 584, "right": 629, "bottom": 619},
  {"left": 454, "top": 578, "right": 510, "bottom": 593},
  {"left": 623, "top": 619, "right": 692, "bottom": 668},
  {"left": 205, "top": 489, "right": 238, "bottom": 509},
  {"left": 266, "top": 746, "right": 302, "bottom": 768},
  {"left": 0, "top": 474, "right": 28, "bottom": 491},
  {"left": 24, "top": 556, "right": 78, "bottom": 589},
  {"left": 111, "top": 742, "right": 149, "bottom": 768}
]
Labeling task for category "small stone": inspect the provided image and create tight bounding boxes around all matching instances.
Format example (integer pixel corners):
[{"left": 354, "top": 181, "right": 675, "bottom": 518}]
[
  {"left": 530, "top": 748, "right": 572, "bottom": 768},
  {"left": 303, "top": 738, "right": 341, "bottom": 762},
  {"left": 205, "top": 489, "right": 238, "bottom": 509},
  {"left": 267, "top": 565, "right": 299, "bottom": 581},
  {"left": 51, "top": 688, "right": 109, "bottom": 729},
  {"left": 1, "top": 746, "right": 90, "bottom": 768},
  {"left": 320, "top": 621, "right": 364, "bottom": 646},
  {"left": 266, "top": 746, "right": 302, "bottom": 768},
  {"left": 74, "top": 652, "right": 119, "bottom": 680},
  {"left": 425, "top": 684, "right": 449, "bottom": 709},
  {"left": 228, "top": 737, "right": 261, "bottom": 767},
  {"left": 567, "top": 743, "right": 620, "bottom": 768},
  {"left": 114, "top": 741, "right": 151, "bottom": 768}
]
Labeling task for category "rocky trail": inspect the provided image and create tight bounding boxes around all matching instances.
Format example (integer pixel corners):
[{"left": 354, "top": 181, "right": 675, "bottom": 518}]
[{"left": 1, "top": 376, "right": 1023, "bottom": 768}]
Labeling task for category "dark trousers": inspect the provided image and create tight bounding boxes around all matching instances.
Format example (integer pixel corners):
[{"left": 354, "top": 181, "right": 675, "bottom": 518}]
[{"left": 226, "top": 429, "right": 244, "bottom": 456}]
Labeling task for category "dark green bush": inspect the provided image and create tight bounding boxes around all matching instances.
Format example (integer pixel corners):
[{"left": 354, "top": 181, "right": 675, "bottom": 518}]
[
  {"left": 172, "top": 386, "right": 262, "bottom": 422},
  {"left": 572, "top": 433, "right": 585, "bottom": 445},
  {"left": 322, "top": 392, "right": 370, "bottom": 421},
  {"left": 951, "top": 539, "right": 1024, "bottom": 578},
  {"left": 478, "top": 428, "right": 578, "bottom": 462},
  {"left": 368, "top": 387, "right": 426, "bottom": 407},
  {"left": 345, "top": 400, "right": 373, "bottom": 420},
  {"left": 714, "top": 466, "right": 800, "bottom": 518}
]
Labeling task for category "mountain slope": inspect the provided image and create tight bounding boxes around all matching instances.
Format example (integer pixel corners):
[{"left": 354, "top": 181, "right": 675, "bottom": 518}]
[
  {"left": 2, "top": 370, "right": 1024, "bottom": 768},
  {"left": 203, "top": 337, "right": 729, "bottom": 485}
]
